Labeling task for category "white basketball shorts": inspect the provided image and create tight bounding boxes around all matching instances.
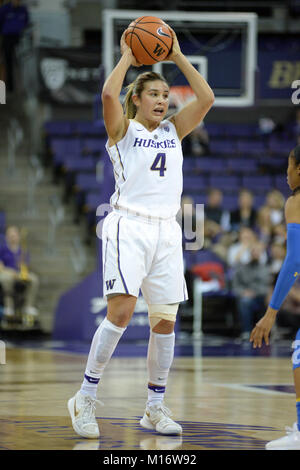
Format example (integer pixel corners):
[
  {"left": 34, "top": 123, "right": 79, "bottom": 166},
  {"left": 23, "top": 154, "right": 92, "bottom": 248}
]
[{"left": 102, "top": 210, "right": 188, "bottom": 305}]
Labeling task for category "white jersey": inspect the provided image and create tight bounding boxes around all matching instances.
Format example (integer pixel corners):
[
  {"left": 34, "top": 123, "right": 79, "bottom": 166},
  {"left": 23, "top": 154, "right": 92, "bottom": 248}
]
[{"left": 105, "top": 119, "right": 183, "bottom": 219}]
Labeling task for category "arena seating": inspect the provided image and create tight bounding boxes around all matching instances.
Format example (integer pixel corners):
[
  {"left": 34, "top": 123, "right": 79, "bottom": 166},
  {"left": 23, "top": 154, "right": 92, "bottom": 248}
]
[
  {"left": 44, "top": 118, "right": 293, "bottom": 244},
  {"left": 42, "top": 118, "right": 297, "bottom": 334},
  {"left": 0, "top": 212, "right": 6, "bottom": 236}
]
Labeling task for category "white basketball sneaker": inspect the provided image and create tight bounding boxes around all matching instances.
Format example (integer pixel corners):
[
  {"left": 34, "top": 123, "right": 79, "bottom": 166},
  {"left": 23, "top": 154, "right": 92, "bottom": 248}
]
[
  {"left": 140, "top": 403, "right": 182, "bottom": 435},
  {"left": 266, "top": 423, "right": 300, "bottom": 450},
  {"left": 68, "top": 391, "right": 101, "bottom": 439}
]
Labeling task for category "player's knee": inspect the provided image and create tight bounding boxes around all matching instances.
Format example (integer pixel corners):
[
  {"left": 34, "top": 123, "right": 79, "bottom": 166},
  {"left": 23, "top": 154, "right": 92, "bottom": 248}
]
[
  {"left": 107, "top": 310, "right": 132, "bottom": 327},
  {"left": 148, "top": 304, "right": 178, "bottom": 332},
  {"left": 107, "top": 294, "right": 136, "bottom": 327},
  {"left": 152, "top": 319, "right": 175, "bottom": 334}
]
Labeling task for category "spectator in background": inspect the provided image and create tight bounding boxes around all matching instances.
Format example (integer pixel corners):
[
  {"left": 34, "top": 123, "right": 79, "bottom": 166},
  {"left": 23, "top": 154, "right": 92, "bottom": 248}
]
[
  {"left": 257, "top": 189, "right": 285, "bottom": 243},
  {"left": 230, "top": 188, "right": 257, "bottom": 232},
  {"left": 227, "top": 226, "right": 267, "bottom": 268},
  {"left": 258, "top": 116, "right": 276, "bottom": 136},
  {"left": 0, "top": 0, "right": 29, "bottom": 93},
  {"left": 0, "top": 225, "right": 39, "bottom": 317},
  {"left": 232, "top": 243, "right": 271, "bottom": 341},
  {"left": 268, "top": 242, "right": 286, "bottom": 284},
  {"left": 204, "top": 188, "right": 230, "bottom": 239},
  {"left": 272, "top": 222, "right": 287, "bottom": 245},
  {"left": 188, "top": 121, "right": 210, "bottom": 156}
]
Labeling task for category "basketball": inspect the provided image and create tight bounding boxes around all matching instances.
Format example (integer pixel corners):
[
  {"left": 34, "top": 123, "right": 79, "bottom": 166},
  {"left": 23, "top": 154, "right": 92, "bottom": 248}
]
[{"left": 125, "top": 16, "right": 173, "bottom": 66}]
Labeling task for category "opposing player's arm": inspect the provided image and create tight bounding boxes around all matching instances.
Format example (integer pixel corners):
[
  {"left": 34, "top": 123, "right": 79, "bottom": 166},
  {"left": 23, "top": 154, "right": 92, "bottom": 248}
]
[
  {"left": 167, "top": 28, "right": 214, "bottom": 140},
  {"left": 285, "top": 193, "right": 300, "bottom": 224},
  {"left": 250, "top": 194, "right": 300, "bottom": 348},
  {"left": 101, "top": 31, "right": 140, "bottom": 144}
]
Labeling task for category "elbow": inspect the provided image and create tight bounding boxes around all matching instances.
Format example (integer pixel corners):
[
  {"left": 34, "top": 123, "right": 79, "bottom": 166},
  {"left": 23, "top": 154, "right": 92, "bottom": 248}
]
[
  {"left": 101, "top": 89, "right": 110, "bottom": 102},
  {"left": 198, "top": 91, "right": 214, "bottom": 112},
  {"left": 101, "top": 86, "right": 114, "bottom": 103},
  {"left": 207, "top": 91, "right": 215, "bottom": 107}
]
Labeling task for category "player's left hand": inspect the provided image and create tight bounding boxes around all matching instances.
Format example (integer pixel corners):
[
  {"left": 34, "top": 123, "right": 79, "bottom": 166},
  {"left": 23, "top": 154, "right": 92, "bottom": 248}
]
[
  {"left": 250, "top": 307, "right": 277, "bottom": 348},
  {"left": 166, "top": 26, "right": 182, "bottom": 62}
]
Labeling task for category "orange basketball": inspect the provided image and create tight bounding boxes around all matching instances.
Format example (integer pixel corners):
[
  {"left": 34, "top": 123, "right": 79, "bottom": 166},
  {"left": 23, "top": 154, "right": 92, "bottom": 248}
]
[{"left": 125, "top": 16, "right": 173, "bottom": 66}]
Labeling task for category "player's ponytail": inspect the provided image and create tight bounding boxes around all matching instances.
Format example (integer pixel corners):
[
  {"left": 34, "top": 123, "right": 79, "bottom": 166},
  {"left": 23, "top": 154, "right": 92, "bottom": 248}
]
[
  {"left": 124, "top": 71, "right": 169, "bottom": 119},
  {"left": 124, "top": 82, "right": 136, "bottom": 119}
]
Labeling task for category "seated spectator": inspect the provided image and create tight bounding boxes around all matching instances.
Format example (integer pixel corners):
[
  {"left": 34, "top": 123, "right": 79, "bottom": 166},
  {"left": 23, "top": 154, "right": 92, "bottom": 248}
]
[
  {"left": 258, "top": 116, "right": 276, "bottom": 136},
  {"left": 230, "top": 188, "right": 257, "bottom": 232},
  {"left": 272, "top": 222, "right": 287, "bottom": 245},
  {"left": 257, "top": 189, "right": 285, "bottom": 243},
  {"left": 268, "top": 242, "right": 286, "bottom": 283},
  {"left": 204, "top": 188, "right": 230, "bottom": 240},
  {"left": 184, "top": 247, "right": 226, "bottom": 306},
  {"left": 232, "top": 243, "right": 271, "bottom": 341},
  {"left": 0, "top": 225, "right": 39, "bottom": 317},
  {"left": 188, "top": 122, "right": 210, "bottom": 156},
  {"left": 227, "top": 226, "right": 267, "bottom": 268}
]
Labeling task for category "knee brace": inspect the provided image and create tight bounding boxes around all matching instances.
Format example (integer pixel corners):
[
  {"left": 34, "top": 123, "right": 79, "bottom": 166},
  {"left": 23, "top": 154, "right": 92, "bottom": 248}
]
[
  {"left": 148, "top": 303, "right": 179, "bottom": 330},
  {"left": 292, "top": 329, "right": 300, "bottom": 370}
]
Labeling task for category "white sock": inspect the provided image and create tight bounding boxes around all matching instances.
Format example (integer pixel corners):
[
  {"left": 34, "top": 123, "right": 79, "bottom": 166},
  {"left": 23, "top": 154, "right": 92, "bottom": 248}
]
[
  {"left": 146, "top": 331, "right": 175, "bottom": 406},
  {"left": 80, "top": 317, "right": 126, "bottom": 398},
  {"left": 80, "top": 376, "right": 99, "bottom": 399},
  {"left": 147, "top": 384, "right": 166, "bottom": 407}
]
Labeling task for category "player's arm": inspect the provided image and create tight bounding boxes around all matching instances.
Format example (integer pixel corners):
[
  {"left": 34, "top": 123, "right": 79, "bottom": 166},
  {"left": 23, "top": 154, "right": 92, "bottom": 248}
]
[
  {"left": 101, "top": 31, "right": 140, "bottom": 144},
  {"left": 167, "top": 28, "right": 215, "bottom": 140},
  {"left": 250, "top": 195, "right": 300, "bottom": 348}
]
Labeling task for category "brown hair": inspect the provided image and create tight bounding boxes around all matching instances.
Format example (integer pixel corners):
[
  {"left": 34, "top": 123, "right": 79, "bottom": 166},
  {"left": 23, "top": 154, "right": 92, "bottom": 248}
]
[{"left": 123, "top": 71, "right": 169, "bottom": 119}]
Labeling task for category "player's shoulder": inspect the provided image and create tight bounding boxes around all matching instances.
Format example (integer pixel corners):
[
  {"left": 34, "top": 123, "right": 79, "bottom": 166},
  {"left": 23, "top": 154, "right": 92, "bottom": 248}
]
[
  {"left": 285, "top": 192, "right": 300, "bottom": 224},
  {"left": 285, "top": 192, "right": 300, "bottom": 209}
]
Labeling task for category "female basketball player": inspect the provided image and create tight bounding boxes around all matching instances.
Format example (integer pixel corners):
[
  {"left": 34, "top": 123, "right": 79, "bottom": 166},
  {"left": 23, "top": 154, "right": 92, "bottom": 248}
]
[
  {"left": 68, "top": 26, "right": 214, "bottom": 438},
  {"left": 250, "top": 145, "right": 300, "bottom": 449}
]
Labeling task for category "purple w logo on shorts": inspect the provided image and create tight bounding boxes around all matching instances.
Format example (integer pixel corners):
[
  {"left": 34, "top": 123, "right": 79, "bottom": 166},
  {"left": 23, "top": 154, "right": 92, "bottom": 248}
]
[{"left": 106, "top": 279, "right": 116, "bottom": 290}]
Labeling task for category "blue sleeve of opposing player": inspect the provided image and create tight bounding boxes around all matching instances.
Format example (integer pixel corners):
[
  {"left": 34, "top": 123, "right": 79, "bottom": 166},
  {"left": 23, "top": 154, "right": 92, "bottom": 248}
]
[{"left": 269, "top": 223, "right": 300, "bottom": 310}]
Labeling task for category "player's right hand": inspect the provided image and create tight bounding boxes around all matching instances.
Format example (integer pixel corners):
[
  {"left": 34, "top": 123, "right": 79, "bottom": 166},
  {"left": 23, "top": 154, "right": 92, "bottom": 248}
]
[
  {"left": 120, "top": 30, "right": 142, "bottom": 67},
  {"left": 250, "top": 308, "right": 277, "bottom": 348}
]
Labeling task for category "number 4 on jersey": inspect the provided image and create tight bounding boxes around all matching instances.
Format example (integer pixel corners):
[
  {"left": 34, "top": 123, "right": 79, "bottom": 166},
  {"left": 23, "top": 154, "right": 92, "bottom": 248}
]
[{"left": 150, "top": 152, "right": 166, "bottom": 177}]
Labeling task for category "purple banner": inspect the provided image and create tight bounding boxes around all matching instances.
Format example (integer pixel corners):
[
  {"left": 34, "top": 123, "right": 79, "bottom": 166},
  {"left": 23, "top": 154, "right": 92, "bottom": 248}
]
[{"left": 53, "top": 268, "right": 153, "bottom": 341}]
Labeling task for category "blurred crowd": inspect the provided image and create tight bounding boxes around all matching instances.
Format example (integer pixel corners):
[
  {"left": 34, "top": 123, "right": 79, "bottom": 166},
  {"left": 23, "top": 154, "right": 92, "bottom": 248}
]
[
  {"left": 0, "top": 225, "right": 39, "bottom": 325},
  {"left": 179, "top": 108, "right": 300, "bottom": 340},
  {"left": 180, "top": 186, "right": 299, "bottom": 340}
]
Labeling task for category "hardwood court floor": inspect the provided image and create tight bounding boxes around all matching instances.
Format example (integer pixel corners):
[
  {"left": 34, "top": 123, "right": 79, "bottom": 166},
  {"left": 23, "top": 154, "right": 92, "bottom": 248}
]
[{"left": 0, "top": 341, "right": 296, "bottom": 451}]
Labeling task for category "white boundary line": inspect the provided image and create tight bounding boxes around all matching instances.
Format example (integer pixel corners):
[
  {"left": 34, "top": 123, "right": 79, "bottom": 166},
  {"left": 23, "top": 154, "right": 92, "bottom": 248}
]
[{"left": 213, "top": 383, "right": 295, "bottom": 397}]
